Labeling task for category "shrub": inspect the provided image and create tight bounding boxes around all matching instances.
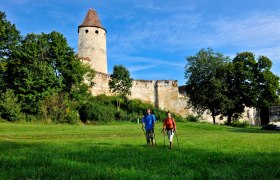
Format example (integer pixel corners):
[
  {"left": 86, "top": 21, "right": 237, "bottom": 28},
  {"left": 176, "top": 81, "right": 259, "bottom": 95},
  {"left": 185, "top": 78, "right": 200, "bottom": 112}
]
[
  {"left": 64, "top": 108, "right": 79, "bottom": 124},
  {"left": 40, "top": 93, "right": 79, "bottom": 124},
  {"left": 152, "top": 109, "right": 166, "bottom": 122},
  {"left": 114, "top": 110, "right": 128, "bottom": 121},
  {"left": 95, "top": 94, "right": 117, "bottom": 106},
  {"left": 230, "top": 120, "right": 249, "bottom": 128},
  {"left": 0, "top": 90, "right": 22, "bottom": 121},
  {"left": 79, "top": 102, "right": 116, "bottom": 123},
  {"left": 126, "top": 99, "right": 153, "bottom": 115},
  {"left": 174, "top": 115, "right": 186, "bottom": 122},
  {"left": 186, "top": 115, "right": 200, "bottom": 122}
]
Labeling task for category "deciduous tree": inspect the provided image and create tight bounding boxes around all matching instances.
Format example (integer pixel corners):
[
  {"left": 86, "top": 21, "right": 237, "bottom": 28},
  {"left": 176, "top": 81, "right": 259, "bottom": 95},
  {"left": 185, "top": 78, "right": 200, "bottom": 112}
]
[
  {"left": 109, "top": 65, "right": 132, "bottom": 110},
  {"left": 185, "top": 48, "right": 230, "bottom": 124}
]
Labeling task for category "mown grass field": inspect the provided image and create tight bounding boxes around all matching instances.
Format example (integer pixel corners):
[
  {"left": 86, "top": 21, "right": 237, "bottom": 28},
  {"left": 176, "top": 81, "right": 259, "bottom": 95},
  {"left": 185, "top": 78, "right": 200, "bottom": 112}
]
[{"left": 0, "top": 121, "right": 280, "bottom": 179}]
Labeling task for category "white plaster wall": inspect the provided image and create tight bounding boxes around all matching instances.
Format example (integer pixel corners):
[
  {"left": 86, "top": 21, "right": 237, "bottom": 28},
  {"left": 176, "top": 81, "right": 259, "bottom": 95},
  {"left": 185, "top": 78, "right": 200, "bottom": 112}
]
[{"left": 78, "top": 27, "right": 107, "bottom": 74}]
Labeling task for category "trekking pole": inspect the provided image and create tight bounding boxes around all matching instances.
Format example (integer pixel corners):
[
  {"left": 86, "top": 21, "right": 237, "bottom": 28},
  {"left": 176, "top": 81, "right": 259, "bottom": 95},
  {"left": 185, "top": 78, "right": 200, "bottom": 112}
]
[
  {"left": 153, "top": 129, "right": 157, "bottom": 146},
  {"left": 162, "top": 130, "right": 166, "bottom": 148},
  {"left": 142, "top": 128, "right": 146, "bottom": 137},
  {"left": 175, "top": 131, "right": 179, "bottom": 148}
]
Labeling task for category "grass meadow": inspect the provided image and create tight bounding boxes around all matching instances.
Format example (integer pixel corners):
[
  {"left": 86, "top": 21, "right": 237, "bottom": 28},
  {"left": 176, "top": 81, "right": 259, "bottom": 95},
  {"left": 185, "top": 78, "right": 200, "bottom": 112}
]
[{"left": 0, "top": 121, "right": 280, "bottom": 179}]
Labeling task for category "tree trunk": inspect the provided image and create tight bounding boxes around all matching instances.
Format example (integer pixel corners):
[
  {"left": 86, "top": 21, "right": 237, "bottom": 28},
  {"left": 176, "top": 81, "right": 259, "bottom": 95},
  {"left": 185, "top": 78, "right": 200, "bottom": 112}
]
[
  {"left": 212, "top": 114, "right": 216, "bottom": 124},
  {"left": 116, "top": 101, "right": 120, "bottom": 111},
  {"left": 226, "top": 113, "right": 233, "bottom": 125}
]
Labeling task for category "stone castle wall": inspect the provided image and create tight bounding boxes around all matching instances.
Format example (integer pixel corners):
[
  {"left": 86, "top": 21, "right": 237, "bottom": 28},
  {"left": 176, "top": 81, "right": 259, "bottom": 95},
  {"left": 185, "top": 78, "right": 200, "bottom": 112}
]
[
  {"left": 91, "top": 72, "right": 190, "bottom": 116},
  {"left": 91, "top": 73, "right": 259, "bottom": 123}
]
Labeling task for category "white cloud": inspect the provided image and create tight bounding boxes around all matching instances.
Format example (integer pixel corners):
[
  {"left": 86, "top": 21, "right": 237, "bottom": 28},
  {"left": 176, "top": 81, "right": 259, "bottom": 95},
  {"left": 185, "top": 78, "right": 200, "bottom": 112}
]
[
  {"left": 109, "top": 55, "right": 184, "bottom": 69},
  {"left": 208, "top": 13, "right": 280, "bottom": 48}
]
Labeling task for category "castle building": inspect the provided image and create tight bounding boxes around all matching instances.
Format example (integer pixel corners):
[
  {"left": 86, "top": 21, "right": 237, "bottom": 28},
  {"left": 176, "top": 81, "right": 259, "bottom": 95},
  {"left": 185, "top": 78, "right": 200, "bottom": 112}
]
[
  {"left": 78, "top": 9, "right": 108, "bottom": 74},
  {"left": 78, "top": 9, "right": 259, "bottom": 123}
]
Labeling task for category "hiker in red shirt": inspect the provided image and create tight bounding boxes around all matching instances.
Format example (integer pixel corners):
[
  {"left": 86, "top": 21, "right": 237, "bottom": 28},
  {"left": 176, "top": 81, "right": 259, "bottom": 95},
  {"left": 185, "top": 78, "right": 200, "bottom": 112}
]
[{"left": 162, "top": 112, "right": 176, "bottom": 149}]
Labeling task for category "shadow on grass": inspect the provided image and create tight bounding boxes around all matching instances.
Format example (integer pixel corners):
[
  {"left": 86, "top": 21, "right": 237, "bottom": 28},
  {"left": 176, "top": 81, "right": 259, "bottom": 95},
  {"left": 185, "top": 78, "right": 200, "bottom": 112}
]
[
  {"left": 228, "top": 127, "right": 280, "bottom": 134},
  {"left": 0, "top": 140, "right": 280, "bottom": 179}
]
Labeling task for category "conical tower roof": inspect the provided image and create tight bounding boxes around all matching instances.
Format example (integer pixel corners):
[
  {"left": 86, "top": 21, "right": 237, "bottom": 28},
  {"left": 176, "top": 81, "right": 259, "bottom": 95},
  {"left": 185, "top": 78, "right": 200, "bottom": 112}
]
[{"left": 79, "top": 9, "right": 106, "bottom": 31}]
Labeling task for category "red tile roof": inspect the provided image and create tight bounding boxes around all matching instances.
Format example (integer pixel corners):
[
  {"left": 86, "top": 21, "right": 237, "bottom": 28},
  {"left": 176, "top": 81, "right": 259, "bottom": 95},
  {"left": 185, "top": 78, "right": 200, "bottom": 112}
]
[{"left": 79, "top": 9, "right": 105, "bottom": 31}]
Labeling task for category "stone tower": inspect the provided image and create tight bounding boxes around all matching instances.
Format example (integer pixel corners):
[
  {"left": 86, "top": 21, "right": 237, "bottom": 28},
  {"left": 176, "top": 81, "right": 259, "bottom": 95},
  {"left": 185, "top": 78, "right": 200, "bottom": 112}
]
[{"left": 78, "top": 9, "right": 108, "bottom": 74}]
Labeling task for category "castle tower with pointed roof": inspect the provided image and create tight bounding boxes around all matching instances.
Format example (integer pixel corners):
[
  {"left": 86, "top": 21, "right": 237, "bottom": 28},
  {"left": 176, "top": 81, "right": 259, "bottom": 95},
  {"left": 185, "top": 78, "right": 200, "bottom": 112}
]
[{"left": 78, "top": 9, "right": 108, "bottom": 74}]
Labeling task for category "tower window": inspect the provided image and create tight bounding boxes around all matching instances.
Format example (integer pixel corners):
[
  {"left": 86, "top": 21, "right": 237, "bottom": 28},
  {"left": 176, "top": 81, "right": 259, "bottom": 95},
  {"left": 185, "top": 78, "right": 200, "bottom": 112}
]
[
  {"left": 95, "top": 30, "right": 99, "bottom": 34},
  {"left": 85, "top": 29, "right": 89, "bottom": 33}
]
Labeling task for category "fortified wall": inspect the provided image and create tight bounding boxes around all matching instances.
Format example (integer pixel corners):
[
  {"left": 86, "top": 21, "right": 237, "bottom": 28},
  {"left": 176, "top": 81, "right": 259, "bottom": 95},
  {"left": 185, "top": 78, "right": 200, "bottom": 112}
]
[{"left": 91, "top": 72, "right": 190, "bottom": 116}]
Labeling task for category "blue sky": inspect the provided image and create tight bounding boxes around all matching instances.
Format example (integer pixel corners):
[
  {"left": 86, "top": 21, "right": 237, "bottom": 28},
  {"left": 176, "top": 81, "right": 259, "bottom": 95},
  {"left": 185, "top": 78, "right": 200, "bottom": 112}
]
[{"left": 1, "top": 0, "right": 280, "bottom": 85}]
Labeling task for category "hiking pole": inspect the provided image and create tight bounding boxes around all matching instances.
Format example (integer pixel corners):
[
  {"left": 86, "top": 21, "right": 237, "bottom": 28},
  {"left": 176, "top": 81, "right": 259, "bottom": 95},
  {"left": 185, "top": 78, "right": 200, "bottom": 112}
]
[
  {"left": 142, "top": 128, "right": 146, "bottom": 138},
  {"left": 175, "top": 131, "right": 179, "bottom": 148},
  {"left": 162, "top": 130, "right": 166, "bottom": 148},
  {"left": 153, "top": 129, "right": 157, "bottom": 146}
]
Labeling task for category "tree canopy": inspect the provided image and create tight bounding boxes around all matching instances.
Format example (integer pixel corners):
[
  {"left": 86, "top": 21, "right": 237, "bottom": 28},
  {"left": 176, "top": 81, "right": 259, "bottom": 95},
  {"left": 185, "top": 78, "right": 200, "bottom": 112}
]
[
  {"left": 0, "top": 11, "right": 95, "bottom": 117},
  {"left": 109, "top": 65, "right": 132, "bottom": 110},
  {"left": 0, "top": 11, "right": 21, "bottom": 61},
  {"left": 185, "top": 48, "right": 230, "bottom": 124},
  {"left": 109, "top": 65, "right": 133, "bottom": 98},
  {"left": 185, "top": 48, "right": 280, "bottom": 125}
]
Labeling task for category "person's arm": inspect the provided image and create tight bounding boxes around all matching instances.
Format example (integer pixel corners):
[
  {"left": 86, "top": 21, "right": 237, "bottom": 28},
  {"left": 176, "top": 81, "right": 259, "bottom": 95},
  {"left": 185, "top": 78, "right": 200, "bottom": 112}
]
[
  {"left": 162, "top": 119, "right": 166, "bottom": 133},
  {"left": 141, "top": 116, "right": 145, "bottom": 130},
  {"left": 152, "top": 115, "right": 156, "bottom": 129},
  {"left": 173, "top": 118, "right": 177, "bottom": 132}
]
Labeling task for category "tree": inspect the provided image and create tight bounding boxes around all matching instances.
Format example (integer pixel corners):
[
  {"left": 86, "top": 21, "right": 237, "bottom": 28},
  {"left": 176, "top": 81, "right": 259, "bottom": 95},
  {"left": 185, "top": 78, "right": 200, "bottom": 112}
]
[
  {"left": 0, "top": 89, "right": 22, "bottom": 121},
  {"left": 253, "top": 55, "right": 280, "bottom": 125},
  {"left": 0, "top": 11, "right": 21, "bottom": 92},
  {"left": 218, "top": 52, "right": 279, "bottom": 125},
  {"left": 0, "top": 11, "right": 21, "bottom": 61},
  {"left": 109, "top": 65, "right": 132, "bottom": 110},
  {"left": 5, "top": 32, "right": 94, "bottom": 114},
  {"left": 185, "top": 48, "right": 230, "bottom": 124},
  {"left": 218, "top": 52, "right": 258, "bottom": 125}
]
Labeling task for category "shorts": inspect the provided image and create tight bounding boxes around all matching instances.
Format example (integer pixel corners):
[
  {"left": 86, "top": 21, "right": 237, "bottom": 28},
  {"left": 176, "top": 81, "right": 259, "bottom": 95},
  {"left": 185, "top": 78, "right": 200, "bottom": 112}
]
[{"left": 166, "top": 129, "right": 174, "bottom": 142}]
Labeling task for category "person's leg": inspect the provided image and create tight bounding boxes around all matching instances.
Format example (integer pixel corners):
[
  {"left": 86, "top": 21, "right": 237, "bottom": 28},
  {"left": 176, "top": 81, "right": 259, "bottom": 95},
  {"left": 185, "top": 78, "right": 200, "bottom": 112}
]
[
  {"left": 150, "top": 130, "right": 154, "bottom": 146},
  {"left": 168, "top": 130, "right": 174, "bottom": 149},
  {"left": 146, "top": 130, "right": 150, "bottom": 145}
]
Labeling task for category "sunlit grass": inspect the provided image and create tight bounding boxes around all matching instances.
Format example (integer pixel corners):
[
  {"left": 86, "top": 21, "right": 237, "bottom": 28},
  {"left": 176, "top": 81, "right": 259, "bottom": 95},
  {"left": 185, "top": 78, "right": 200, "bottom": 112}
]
[{"left": 0, "top": 122, "right": 280, "bottom": 179}]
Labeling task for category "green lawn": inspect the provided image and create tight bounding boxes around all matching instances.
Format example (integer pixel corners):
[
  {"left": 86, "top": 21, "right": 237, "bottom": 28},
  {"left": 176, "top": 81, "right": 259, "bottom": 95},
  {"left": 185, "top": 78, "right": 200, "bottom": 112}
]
[{"left": 0, "top": 121, "right": 280, "bottom": 179}]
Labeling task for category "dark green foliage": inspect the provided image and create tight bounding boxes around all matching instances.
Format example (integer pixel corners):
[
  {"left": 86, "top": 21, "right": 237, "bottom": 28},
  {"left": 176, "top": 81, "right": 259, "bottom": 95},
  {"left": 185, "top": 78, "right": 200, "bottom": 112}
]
[
  {"left": 109, "top": 65, "right": 132, "bottom": 111},
  {"left": 79, "top": 101, "right": 116, "bottom": 123},
  {"left": 261, "top": 124, "right": 280, "bottom": 131},
  {"left": 4, "top": 32, "right": 94, "bottom": 114},
  {"left": 114, "top": 110, "right": 129, "bottom": 121},
  {"left": 229, "top": 52, "right": 280, "bottom": 125},
  {"left": 0, "top": 89, "right": 22, "bottom": 121},
  {"left": 230, "top": 120, "right": 249, "bottom": 128},
  {"left": 0, "top": 11, "right": 21, "bottom": 92},
  {"left": 77, "top": 94, "right": 185, "bottom": 123},
  {"left": 126, "top": 99, "right": 153, "bottom": 115},
  {"left": 185, "top": 48, "right": 230, "bottom": 124},
  {"left": 0, "top": 11, "right": 21, "bottom": 61},
  {"left": 186, "top": 115, "right": 200, "bottom": 122},
  {"left": 0, "top": 12, "right": 94, "bottom": 122},
  {"left": 186, "top": 48, "right": 280, "bottom": 125},
  {"left": 40, "top": 93, "right": 79, "bottom": 124},
  {"left": 109, "top": 65, "right": 132, "bottom": 98}
]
